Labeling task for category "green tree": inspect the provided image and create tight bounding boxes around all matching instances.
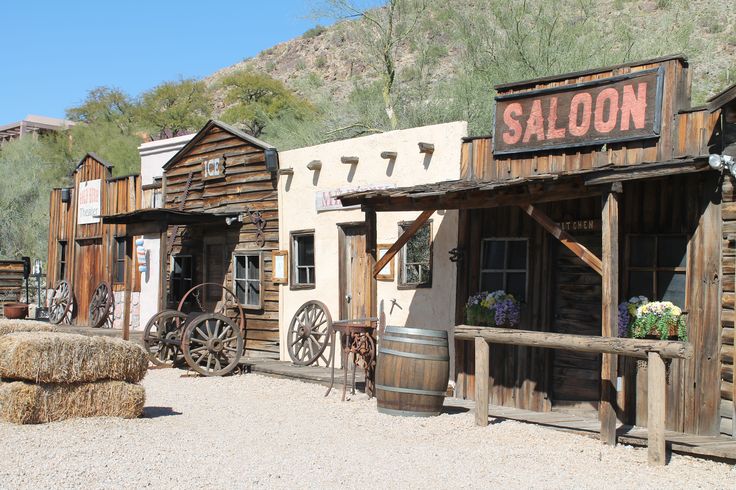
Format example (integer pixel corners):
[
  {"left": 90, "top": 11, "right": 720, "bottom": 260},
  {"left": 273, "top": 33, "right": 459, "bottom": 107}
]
[
  {"left": 66, "top": 87, "right": 135, "bottom": 133},
  {"left": 219, "top": 71, "right": 314, "bottom": 138},
  {"left": 137, "top": 78, "right": 211, "bottom": 139},
  {"left": 0, "top": 138, "right": 62, "bottom": 260}
]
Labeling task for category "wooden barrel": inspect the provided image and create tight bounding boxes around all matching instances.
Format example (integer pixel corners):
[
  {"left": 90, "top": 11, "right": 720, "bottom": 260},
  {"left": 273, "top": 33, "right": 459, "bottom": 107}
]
[{"left": 376, "top": 326, "right": 450, "bottom": 417}]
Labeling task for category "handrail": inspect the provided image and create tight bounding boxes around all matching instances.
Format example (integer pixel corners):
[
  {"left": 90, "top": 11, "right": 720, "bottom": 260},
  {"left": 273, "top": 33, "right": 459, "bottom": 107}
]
[
  {"left": 457, "top": 324, "right": 686, "bottom": 466},
  {"left": 454, "top": 325, "right": 692, "bottom": 360}
]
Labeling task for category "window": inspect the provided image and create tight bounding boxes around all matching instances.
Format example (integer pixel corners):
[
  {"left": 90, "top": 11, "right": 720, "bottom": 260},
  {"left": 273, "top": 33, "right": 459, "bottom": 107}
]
[
  {"left": 234, "top": 253, "right": 262, "bottom": 308},
  {"left": 291, "top": 231, "right": 315, "bottom": 288},
  {"left": 113, "top": 237, "right": 127, "bottom": 284},
  {"left": 58, "top": 241, "right": 67, "bottom": 281},
  {"left": 171, "top": 255, "right": 193, "bottom": 303},
  {"left": 152, "top": 189, "right": 163, "bottom": 208},
  {"left": 626, "top": 234, "right": 687, "bottom": 306},
  {"left": 398, "top": 222, "right": 432, "bottom": 288},
  {"left": 479, "top": 239, "right": 528, "bottom": 301}
]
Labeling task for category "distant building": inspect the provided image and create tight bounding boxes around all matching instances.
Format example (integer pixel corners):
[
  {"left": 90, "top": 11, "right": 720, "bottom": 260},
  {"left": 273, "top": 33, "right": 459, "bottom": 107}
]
[{"left": 0, "top": 115, "right": 75, "bottom": 145}]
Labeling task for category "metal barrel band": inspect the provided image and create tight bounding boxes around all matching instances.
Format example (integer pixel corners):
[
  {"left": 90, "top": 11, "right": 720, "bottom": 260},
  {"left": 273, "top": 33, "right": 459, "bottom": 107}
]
[
  {"left": 377, "top": 347, "right": 450, "bottom": 362},
  {"left": 375, "top": 384, "right": 447, "bottom": 397},
  {"left": 384, "top": 326, "right": 448, "bottom": 338},
  {"left": 377, "top": 406, "right": 441, "bottom": 417},
  {"left": 380, "top": 335, "right": 449, "bottom": 346}
]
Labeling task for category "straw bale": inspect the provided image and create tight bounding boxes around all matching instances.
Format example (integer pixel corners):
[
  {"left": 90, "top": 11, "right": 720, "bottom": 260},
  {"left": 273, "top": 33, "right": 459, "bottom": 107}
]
[
  {"left": 0, "top": 332, "right": 147, "bottom": 384},
  {"left": 0, "top": 320, "right": 57, "bottom": 337},
  {"left": 0, "top": 380, "right": 144, "bottom": 424}
]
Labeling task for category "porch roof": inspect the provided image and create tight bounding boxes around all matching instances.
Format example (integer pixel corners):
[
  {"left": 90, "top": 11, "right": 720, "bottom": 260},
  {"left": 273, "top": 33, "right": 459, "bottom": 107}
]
[
  {"left": 100, "top": 208, "right": 235, "bottom": 235},
  {"left": 338, "top": 157, "right": 709, "bottom": 212}
]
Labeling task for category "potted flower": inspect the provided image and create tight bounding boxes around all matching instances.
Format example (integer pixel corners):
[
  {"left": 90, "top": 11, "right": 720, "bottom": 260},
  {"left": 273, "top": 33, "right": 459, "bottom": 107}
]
[
  {"left": 465, "top": 290, "right": 520, "bottom": 327},
  {"left": 618, "top": 296, "right": 687, "bottom": 341}
]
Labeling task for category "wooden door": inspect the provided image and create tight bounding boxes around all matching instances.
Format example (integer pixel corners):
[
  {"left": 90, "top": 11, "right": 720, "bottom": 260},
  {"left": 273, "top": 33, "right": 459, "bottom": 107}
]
[
  {"left": 203, "top": 240, "right": 227, "bottom": 311},
  {"left": 73, "top": 238, "right": 104, "bottom": 325},
  {"left": 339, "top": 224, "right": 372, "bottom": 321},
  {"left": 551, "top": 233, "right": 602, "bottom": 402}
]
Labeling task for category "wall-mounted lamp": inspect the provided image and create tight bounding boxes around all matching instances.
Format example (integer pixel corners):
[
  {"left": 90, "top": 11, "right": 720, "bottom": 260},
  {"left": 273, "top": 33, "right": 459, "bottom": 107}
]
[
  {"left": 225, "top": 214, "right": 244, "bottom": 226},
  {"left": 709, "top": 153, "right": 736, "bottom": 177}
]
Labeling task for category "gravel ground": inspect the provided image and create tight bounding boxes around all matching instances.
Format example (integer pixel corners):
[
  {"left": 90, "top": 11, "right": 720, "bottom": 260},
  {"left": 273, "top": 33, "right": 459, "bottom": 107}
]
[{"left": 0, "top": 369, "right": 733, "bottom": 489}]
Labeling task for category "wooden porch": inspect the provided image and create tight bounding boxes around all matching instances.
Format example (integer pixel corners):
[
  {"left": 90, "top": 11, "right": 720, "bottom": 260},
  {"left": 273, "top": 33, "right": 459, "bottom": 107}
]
[{"left": 445, "top": 397, "right": 736, "bottom": 462}]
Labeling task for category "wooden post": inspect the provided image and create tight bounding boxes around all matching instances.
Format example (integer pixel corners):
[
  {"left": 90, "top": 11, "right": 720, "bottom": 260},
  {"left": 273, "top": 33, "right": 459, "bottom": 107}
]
[
  {"left": 648, "top": 351, "right": 667, "bottom": 465},
  {"left": 474, "top": 337, "right": 490, "bottom": 427},
  {"left": 158, "top": 229, "right": 167, "bottom": 311},
  {"left": 364, "top": 206, "right": 377, "bottom": 398},
  {"left": 600, "top": 187, "right": 620, "bottom": 445}
]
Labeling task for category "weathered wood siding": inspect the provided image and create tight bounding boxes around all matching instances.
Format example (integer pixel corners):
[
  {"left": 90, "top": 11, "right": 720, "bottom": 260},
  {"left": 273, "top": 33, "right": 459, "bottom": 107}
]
[
  {"left": 455, "top": 173, "right": 722, "bottom": 435},
  {"left": 47, "top": 155, "right": 141, "bottom": 325},
  {"left": 163, "top": 124, "right": 280, "bottom": 357},
  {"left": 720, "top": 176, "right": 736, "bottom": 436},
  {"left": 460, "top": 59, "right": 719, "bottom": 181},
  {"left": 0, "top": 261, "right": 24, "bottom": 318}
]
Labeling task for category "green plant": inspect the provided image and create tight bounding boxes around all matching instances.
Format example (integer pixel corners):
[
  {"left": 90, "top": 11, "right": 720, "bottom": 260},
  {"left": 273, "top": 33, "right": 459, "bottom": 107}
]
[
  {"left": 629, "top": 301, "right": 687, "bottom": 341},
  {"left": 303, "top": 24, "right": 327, "bottom": 39}
]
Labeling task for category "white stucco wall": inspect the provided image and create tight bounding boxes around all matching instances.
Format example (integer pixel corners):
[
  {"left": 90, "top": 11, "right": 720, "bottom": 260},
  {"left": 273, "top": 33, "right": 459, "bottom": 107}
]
[
  {"left": 277, "top": 121, "right": 468, "bottom": 368},
  {"left": 137, "top": 135, "right": 193, "bottom": 330}
]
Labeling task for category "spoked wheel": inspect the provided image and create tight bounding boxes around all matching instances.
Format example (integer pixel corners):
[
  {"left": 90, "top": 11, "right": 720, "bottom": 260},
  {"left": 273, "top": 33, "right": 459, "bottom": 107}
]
[
  {"left": 89, "top": 281, "right": 114, "bottom": 328},
  {"left": 144, "top": 310, "right": 187, "bottom": 367},
  {"left": 287, "top": 300, "right": 332, "bottom": 366},
  {"left": 178, "top": 283, "right": 245, "bottom": 332},
  {"left": 182, "top": 313, "right": 243, "bottom": 376},
  {"left": 48, "top": 280, "right": 73, "bottom": 325}
]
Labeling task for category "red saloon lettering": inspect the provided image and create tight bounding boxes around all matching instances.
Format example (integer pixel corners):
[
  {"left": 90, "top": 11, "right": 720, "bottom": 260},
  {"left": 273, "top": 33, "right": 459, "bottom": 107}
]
[{"left": 494, "top": 69, "right": 661, "bottom": 154}]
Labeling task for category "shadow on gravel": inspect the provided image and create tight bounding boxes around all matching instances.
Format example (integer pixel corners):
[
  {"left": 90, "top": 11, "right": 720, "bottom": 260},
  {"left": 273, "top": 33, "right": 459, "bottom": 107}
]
[
  {"left": 441, "top": 406, "right": 470, "bottom": 415},
  {"left": 142, "top": 406, "right": 182, "bottom": 418}
]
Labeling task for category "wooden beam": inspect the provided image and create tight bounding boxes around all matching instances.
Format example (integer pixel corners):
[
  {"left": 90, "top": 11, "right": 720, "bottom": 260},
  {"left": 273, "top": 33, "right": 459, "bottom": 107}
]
[
  {"left": 454, "top": 326, "right": 693, "bottom": 360},
  {"left": 372, "top": 210, "right": 434, "bottom": 277},
  {"left": 648, "top": 351, "right": 667, "bottom": 465},
  {"left": 418, "top": 142, "right": 434, "bottom": 154},
  {"left": 380, "top": 151, "right": 397, "bottom": 159},
  {"left": 475, "top": 337, "right": 489, "bottom": 426},
  {"left": 341, "top": 156, "right": 359, "bottom": 165},
  {"left": 307, "top": 160, "right": 322, "bottom": 171},
  {"left": 277, "top": 168, "right": 294, "bottom": 176},
  {"left": 364, "top": 206, "right": 378, "bottom": 398},
  {"left": 521, "top": 204, "right": 603, "bottom": 275},
  {"left": 583, "top": 158, "right": 708, "bottom": 186},
  {"left": 600, "top": 189, "right": 620, "bottom": 446}
]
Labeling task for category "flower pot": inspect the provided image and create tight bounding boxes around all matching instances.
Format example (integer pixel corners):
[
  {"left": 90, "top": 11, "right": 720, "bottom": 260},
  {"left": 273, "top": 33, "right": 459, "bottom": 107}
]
[{"left": 3, "top": 302, "right": 28, "bottom": 320}]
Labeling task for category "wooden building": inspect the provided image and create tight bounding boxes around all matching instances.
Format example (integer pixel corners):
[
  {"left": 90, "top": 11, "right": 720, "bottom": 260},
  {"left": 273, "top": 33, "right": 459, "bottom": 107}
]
[
  {"left": 47, "top": 153, "right": 142, "bottom": 327},
  {"left": 0, "top": 260, "right": 26, "bottom": 318},
  {"left": 103, "top": 120, "right": 281, "bottom": 358},
  {"left": 340, "top": 55, "right": 736, "bottom": 438}
]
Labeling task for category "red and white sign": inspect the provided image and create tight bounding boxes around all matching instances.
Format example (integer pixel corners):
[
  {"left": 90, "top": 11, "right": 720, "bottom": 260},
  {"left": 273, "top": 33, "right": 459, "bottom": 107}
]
[
  {"left": 493, "top": 67, "right": 663, "bottom": 155},
  {"left": 77, "top": 179, "right": 101, "bottom": 225}
]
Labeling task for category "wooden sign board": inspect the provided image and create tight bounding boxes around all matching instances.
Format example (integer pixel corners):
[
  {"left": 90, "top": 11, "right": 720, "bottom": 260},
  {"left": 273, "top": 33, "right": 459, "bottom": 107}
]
[
  {"left": 493, "top": 67, "right": 664, "bottom": 155},
  {"left": 272, "top": 250, "right": 288, "bottom": 284},
  {"left": 376, "top": 244, "right": 395, "bottom": 281},
  {"left": 202, "top": 157, "right": 225, "bottom": 181}
]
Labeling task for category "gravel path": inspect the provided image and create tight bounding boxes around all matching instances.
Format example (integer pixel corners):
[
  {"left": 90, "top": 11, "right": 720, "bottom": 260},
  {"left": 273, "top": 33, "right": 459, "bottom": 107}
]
[{"left": 0, "top": 369, "right": 732, "bottom": 488}]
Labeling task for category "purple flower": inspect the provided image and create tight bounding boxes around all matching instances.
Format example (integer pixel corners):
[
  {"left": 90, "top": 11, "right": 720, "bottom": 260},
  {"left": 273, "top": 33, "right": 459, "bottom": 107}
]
[
  {"left": 618, "top": 302, "right": 630, "bottom": 337},
  {"left": 494, "top": 298, "right": 520, "bottom": 327}
]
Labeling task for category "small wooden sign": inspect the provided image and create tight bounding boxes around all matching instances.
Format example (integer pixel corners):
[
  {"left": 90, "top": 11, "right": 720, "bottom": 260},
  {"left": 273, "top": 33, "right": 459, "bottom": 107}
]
[
  {"left": 272, "top": 250, "right": 288, "bottom": 284},
  {"left": 376, "top": 244, "right": 395, "bottom": 281},
  {"left": 493, "top": 67, "right": 664, "bottom": 155},
  {"left": 202, "top": 157, "right": 225, "bottom": 180},
  {"left": 560, "top": 219, "right": 601, "bottom": 232}
]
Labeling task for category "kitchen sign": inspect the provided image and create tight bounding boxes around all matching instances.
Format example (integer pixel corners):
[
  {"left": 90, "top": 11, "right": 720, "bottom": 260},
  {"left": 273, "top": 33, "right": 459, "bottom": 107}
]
[
  {"left": 493, "top": 67, "right": 664, "bottom": 155},
  {"left": 77, "top": 179, "right": 101, "bottom": 225}
]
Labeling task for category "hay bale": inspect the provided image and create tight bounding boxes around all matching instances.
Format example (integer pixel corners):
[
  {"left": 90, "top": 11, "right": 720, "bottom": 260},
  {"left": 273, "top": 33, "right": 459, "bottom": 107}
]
[
  {"left": 0, "top": 380, "right": 144, "bottom": 424},
  {"left": 0, "top": 320, "right": 57, "bottom": 337},
  {"left": 0, "top": 332, "right": 147, "bottom": 383}
]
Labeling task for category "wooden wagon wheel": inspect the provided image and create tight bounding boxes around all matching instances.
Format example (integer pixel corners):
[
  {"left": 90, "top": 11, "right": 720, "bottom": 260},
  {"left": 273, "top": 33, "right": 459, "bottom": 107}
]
[
  {"left": 143, "top": 310, "right": 187, "bottom": 367},
  {"left": 89, "top": 281, "right": 114, "bottom": 328},
  {"left": 287, "top": 300, "right": 332, "bottom": 366},
  {"left": 177, "top": 282, "right": 245, "bottom": 332},
  {"left": 48, "top": 280, "right": 73, "bottom": 325},
  {"left": 182, "top": 313, "right": 243, "bottom": 376}
]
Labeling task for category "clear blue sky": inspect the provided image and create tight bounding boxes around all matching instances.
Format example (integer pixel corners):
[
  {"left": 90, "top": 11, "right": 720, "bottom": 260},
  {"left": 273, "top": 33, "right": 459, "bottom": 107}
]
[{"left": 1, "top": 0, "right": 376, "bottom": 123}]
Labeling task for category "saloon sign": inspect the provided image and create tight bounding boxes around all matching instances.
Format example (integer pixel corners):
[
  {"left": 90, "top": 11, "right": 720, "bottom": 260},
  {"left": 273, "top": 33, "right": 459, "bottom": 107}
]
[{"left": 493, "top": 67, "right": 664, "bottom": 154}]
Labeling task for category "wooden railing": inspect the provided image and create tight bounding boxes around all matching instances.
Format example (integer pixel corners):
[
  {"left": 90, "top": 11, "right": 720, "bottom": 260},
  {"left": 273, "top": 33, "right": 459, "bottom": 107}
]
[{"left": 455, "top": 325, "right": 694, "bottom": 466}]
